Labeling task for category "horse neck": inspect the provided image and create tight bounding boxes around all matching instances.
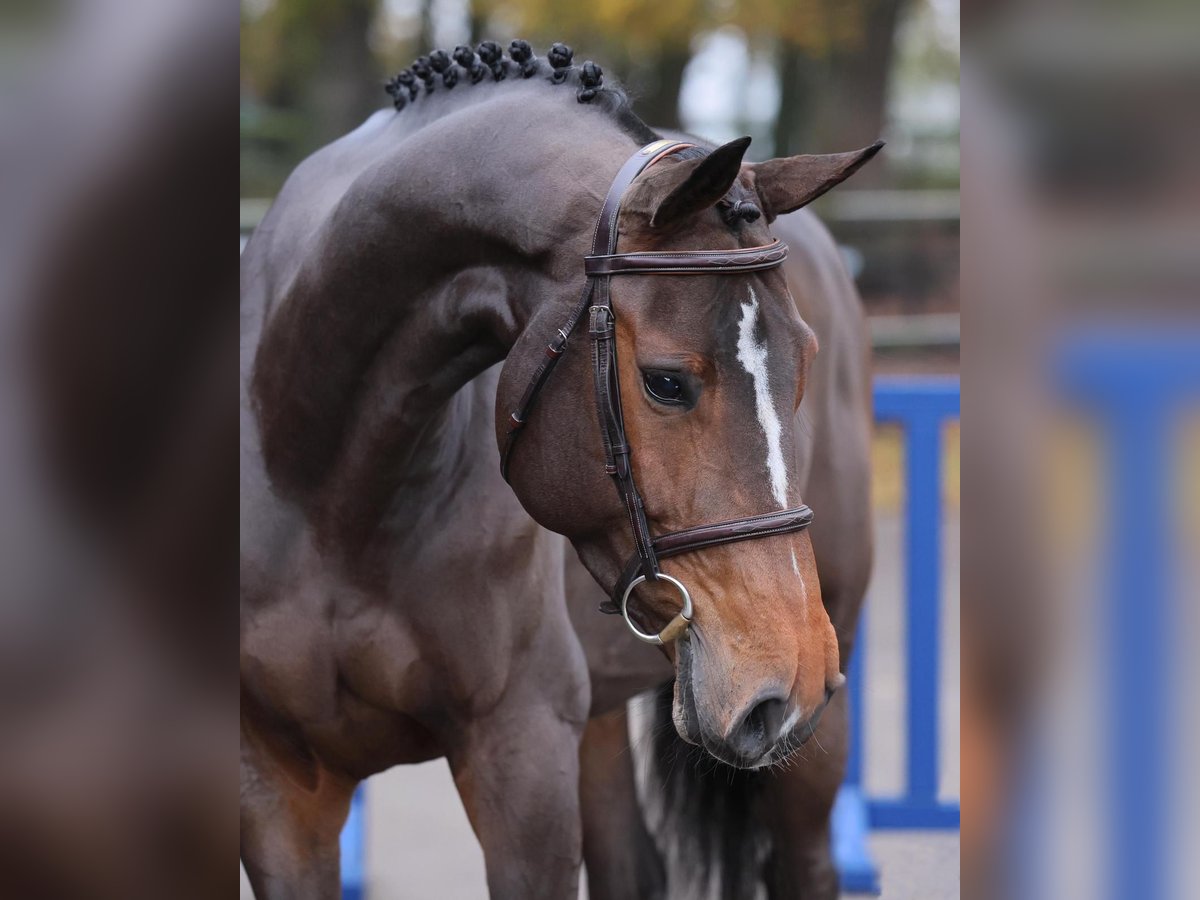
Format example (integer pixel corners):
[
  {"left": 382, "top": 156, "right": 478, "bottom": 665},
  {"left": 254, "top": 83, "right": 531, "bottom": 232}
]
[
  {"left": 383, "top": 98, "right": 636, "bottom": 334},
  {"left": 251, "top": 95, "right": 637, "bottom": 556}
]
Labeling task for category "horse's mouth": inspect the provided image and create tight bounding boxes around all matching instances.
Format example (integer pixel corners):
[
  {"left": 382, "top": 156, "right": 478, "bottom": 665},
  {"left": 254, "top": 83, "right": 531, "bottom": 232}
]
[{"left": 672, "top": 634, "right": 841, "bottom": 769}]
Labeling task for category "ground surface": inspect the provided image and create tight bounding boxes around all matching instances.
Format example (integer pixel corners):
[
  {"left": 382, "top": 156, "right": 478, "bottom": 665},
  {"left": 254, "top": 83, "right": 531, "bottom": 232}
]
[{"left": 240, "top": 499, "right": 960, "bottom": 899}]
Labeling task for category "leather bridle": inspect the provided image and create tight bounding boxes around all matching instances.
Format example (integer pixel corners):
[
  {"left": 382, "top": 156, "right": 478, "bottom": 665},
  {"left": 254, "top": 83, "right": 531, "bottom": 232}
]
[{"left": 501, "top": 139, "right": 814, "bottom": 645}]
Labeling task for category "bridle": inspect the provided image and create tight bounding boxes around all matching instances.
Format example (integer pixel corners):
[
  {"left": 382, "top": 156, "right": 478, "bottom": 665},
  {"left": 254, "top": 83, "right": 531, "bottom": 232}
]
[{"left": 501, "top": 139, "right": 814, "bottom": 645}]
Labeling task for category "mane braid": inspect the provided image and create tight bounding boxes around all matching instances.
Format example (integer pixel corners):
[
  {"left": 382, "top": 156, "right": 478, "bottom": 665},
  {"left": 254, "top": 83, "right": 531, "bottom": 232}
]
[{"left": 384, "top": 39, "right": 661, "bottom": 146}]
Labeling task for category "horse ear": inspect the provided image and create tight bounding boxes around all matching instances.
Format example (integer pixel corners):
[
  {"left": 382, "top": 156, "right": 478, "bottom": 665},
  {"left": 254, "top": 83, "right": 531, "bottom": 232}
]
[
  {"left": 647, "top": 136, "right": 753, "bottom": 230},
  {"left": 747, "top": 141, "right": 884, "bottom": 222}
]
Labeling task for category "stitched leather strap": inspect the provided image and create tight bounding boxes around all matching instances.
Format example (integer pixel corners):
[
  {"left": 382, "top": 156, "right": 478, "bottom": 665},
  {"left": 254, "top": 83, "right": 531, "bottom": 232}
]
[
  {"left": 499, "top": 280, "right": 592, "bottom": 481},
  {"left": 582, "top": 142, "right": 699, "bottom": 582},
  {"left": 501, "top": 140, "right": 694, "bottom": 483},
  {"left": 602, "top": 505, "right": 814, "bottom": 614},
  {"left": 590, "top": 302, "right": 659, "bottom": 581},
  {"left": 584, "top": 240, "right": 788, "bottom": 276}
]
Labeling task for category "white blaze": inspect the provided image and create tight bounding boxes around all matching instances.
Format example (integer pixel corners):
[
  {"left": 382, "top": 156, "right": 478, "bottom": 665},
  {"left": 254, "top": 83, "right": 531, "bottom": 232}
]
[{"left": 736, "top": 288, "right": 789, "bottom": 508}]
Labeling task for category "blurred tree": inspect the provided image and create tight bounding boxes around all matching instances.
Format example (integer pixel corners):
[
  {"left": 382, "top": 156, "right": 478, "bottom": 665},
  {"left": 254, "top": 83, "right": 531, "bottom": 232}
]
[
  {"left": 486, "top": 0, "right": 909, "bottom": 167},
  {"left": 418, "top": 0, "right": 434, "bottom": 52},
  {"left": 771, "top": 0, "right": 907, "bottom": 178},
  {"left": 467, "top": 0, "right": 488, "bottom": 44},
  {"left": 242, "top": 0, "right": 936, "bottom": 194},
  {"left": 242, "top": 0, "right": 382, "bottom": 153},
  {"left": 478, "top": 0, "right": 707, "bottom": 130}
]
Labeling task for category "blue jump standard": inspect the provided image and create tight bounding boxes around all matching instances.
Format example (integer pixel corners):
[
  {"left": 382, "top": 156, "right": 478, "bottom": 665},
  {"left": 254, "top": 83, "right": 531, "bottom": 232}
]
[
  {"left": 1055, "top": 331, "right": 1200, "bottom": 900},
  {"left": 340, "top": 788, "right": 365, "bottom": 900},
  {"left": 833, "top": 378, "right": 961, "bottom": 895}
]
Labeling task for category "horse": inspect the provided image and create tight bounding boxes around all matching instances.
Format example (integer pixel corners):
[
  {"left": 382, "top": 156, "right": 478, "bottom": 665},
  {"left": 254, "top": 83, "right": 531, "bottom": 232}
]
[
  {"left": 569, "top": 204, "right": 875, "bottom": 900},
  {"left": 240, "top": 39, "right": 876, "bottom": 899}
]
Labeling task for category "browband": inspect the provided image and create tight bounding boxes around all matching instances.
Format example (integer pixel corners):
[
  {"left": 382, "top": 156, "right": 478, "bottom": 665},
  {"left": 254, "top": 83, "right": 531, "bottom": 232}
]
[{"left": 584, "top": 240, "right": 788, "bottom": 276}]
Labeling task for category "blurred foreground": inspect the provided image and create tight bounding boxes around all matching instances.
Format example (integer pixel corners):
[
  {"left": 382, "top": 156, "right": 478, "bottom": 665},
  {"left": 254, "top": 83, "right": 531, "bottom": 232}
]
[
  {"left": 0, "top": 1, "right": 236, "bottom": 897},
  {"left": 961, "top": 3, "right": 1200, "bottom": 900}
]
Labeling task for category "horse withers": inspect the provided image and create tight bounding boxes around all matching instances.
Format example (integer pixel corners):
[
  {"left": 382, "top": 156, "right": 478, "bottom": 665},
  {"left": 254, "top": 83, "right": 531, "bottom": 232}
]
[{"left": 241, "top": 39, "right": 876, "bottom": 899}]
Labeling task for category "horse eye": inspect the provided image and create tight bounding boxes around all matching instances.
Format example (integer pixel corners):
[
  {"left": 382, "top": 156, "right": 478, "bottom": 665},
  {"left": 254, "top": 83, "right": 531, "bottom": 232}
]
[{"left": 644, "top": 372, "right": 686, "bottom": 404}]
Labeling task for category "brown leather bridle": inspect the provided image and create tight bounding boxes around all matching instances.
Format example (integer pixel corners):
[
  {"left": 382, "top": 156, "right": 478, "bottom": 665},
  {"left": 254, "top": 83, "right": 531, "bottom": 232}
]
[{"left": 502, "top": 139, "right": 814, "bottom": 644}]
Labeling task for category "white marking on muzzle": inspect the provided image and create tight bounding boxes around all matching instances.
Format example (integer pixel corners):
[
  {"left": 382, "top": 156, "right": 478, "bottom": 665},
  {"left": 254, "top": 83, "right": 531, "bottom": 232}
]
[
  {"left": 779, "top": 705, "right": 804, "bottom": 738},
  {"left": 736, "top": 288, "right": 789, "bottom": 508}
]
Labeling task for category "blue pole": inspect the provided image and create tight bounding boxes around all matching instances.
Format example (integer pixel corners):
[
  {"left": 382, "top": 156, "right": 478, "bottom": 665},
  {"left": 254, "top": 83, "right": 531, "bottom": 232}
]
[
  {"left": 834, "top": 617, "right": 881, "bottom": 893},
  {"left": 904, "top": 413, "right": 942, "bottom": 806},
  {"left": 1056, "top": 331, "right": 1200, "bottom": 900},
  {"left": 873, "top": 379, "right": 958, "bottom": 823},
  {"left": 1106, "top": 399, "right": 1167, "bottom": 900},
  {"left": 341, "top": 787, "right": 366, "bottom": 900},
  {"left": 846, "top": 617, "right": 866, "bottom": 787}
]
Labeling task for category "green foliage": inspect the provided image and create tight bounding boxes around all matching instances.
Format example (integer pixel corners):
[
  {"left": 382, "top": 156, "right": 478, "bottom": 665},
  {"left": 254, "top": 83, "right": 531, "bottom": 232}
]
[
  {"left": 481, "top": 0, "right": 704, "bottom": 52},
  {"left": 241, "top": 0, "right": 378, "bottom": 104},
  {"left": 479, "top": 0, "right": 876, "bottom": 57},
  {"left": 240, "top": 0, "right": 958, "bottom": 195}
]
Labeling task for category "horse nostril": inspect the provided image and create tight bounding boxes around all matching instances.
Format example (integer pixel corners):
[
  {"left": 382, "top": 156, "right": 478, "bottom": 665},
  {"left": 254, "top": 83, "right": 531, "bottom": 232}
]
[{"left": 726, "top": 693, "right": 788, "bottom": 763}]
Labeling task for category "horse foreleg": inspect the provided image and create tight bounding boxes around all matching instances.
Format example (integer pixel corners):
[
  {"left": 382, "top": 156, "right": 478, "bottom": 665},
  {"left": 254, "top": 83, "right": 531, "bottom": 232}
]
[
  {"left": 760, "top": 690, "right": 849, "bottom": 900},
  {"left": 240, "top": 717, "right": 353, "bottom": 900},
  {"left": 450, "top": 705, "right": 585, "bottom": 900},
  {"left": 580, "top": 705, "right": 666, "bottom": 900}
]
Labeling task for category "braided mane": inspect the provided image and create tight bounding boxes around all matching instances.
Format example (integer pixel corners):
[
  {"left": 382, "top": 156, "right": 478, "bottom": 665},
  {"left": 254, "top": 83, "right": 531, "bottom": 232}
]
[
  {"left": 384, "top": 39, "right": 660, "bottom": 145},
  {"left": 382, "top": 41, "right": 763, "bottom": 224}
]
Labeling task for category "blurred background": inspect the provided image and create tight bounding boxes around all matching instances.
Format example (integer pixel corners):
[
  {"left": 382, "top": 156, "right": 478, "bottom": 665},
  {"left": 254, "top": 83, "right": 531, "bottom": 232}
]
[
  {"left": 960, "top": 4, "right": 1200, "bottom": 900},
  {"left": 240, "top": 0, "right": 961, "bottom": 372}
]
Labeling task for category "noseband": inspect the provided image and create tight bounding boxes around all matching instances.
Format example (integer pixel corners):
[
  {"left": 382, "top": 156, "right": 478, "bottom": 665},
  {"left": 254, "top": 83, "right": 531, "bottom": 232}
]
[{"left": 502, "top": 139, "right": 814, "bottom": 644}]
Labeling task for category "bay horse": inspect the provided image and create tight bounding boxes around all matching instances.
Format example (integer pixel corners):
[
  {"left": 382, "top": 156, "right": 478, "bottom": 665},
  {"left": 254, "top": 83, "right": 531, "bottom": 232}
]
[
  {"left": 241, "top": 39, "right": 875, "bottom": 899},
  {"left": 568, "top": 204, "right": 875, "bottom": 900}
]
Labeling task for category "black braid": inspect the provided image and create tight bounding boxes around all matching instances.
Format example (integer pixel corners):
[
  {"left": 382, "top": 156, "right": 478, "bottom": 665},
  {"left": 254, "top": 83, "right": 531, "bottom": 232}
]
[
  {"left": 508, "top": 39, "right": 538, "bottom": 79},
  {"left": 476, "top": 40, "right": 506, "bottom": 81},
  {"left": 428, "top": 49, "right": 457, "bottom": 88},
  {"left": 454, "top": 45, "right": 488, "bottom": 84},
  {"left": 384, "top": 76, "right": 407, "bottom": 110},
  {"left": 411, "top": 56, "right": 435, "bottom": 92},
  {"left": 385, "top": 40, "right": 628, "bottom": 115},
  {"left": 548, "top": 42, "right": 573, "bottom": 84},
  {"left": 578, "top": 60, "right": 603, "bottom": 103},
  {"left": 394, "top": 69, "right": 417, "bottom": 101}
]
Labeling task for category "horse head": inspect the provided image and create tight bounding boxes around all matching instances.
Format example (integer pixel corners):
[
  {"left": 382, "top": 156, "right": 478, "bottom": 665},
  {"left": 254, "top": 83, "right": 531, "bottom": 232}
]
[{"left": 500, "top": 135, "right": 879, "bottom": 767}]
